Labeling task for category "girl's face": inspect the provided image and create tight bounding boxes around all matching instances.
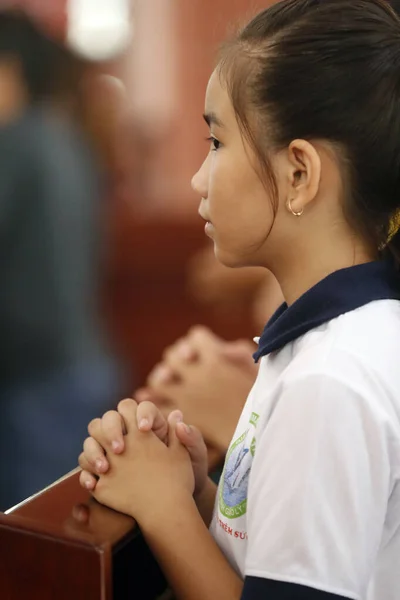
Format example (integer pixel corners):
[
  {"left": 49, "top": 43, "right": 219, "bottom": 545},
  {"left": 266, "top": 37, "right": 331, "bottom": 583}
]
[
  {"left": 192, "top": 69, "right": 359, "bottom": 283},
  {"left": 192, "top": 69, "right": 276, "bottom": 269},
  {"left": 192, "top": 69, "right": 377, "bottom": 303}
]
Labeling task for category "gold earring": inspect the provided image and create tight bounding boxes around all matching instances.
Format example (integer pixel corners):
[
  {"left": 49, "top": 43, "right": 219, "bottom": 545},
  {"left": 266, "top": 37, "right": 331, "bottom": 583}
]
[{"left": 286, "top": 198, "right": 304, "bottom": 217}]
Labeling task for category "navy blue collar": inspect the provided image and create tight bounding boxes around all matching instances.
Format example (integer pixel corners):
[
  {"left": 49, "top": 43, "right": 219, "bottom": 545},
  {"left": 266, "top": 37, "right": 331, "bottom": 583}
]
[{"left": 254, "top": 261, "right": 400, "bottom": 362}]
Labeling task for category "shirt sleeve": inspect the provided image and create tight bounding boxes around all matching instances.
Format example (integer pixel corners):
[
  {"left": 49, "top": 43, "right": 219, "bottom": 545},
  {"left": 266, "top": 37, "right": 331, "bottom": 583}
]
[{"left": 245, "top": 372, "right": 392, "bottom": 600}]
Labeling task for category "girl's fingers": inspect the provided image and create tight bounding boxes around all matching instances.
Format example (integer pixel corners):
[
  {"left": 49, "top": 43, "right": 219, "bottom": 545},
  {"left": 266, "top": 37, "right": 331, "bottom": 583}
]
[
  {"left": 117, "top": 398, "right": 139, "bottom": 433},
  {"left": 166, "top": 410, "right": 185, "bottom": 448},
  {"left": 174, "top": 420, "right": 208, "bottom": 463},
  {"left": 79, "top": 468, "right": 98, "bottom": 491},
  {"left": 101, "top": 410, "right": 127, "bottom": 454},
  {"left": 81, "top": 437, "right": 109, "bottom": 474},
  {"left": 87, "top": 417, "right": 102, "bottom": 440}
]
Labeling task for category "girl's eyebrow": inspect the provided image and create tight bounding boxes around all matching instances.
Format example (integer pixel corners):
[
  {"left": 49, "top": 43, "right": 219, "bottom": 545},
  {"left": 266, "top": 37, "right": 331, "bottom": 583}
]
[{"left": 203, "top": 112, "right": 224, "bottom": 128}]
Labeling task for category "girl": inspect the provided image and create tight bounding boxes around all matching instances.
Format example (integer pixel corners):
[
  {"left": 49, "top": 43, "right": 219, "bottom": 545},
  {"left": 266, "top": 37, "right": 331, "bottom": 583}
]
[{"left": 78, "top": 1, "right": 400, "bottom": 598}]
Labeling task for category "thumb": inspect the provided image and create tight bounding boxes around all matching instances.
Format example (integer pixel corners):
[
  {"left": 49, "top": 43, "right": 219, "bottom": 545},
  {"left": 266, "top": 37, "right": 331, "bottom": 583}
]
[
  {"left": 174, "top": 421, "right": 208, "bottom": 466},
  {"left": 167, "top": 410, "right": 184, "bottom": 448}
]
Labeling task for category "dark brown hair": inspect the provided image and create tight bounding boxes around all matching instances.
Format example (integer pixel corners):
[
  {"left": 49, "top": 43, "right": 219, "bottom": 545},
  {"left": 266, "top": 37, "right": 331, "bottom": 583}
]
[{"left": 218, "top": 0, "right": 400, "bottom": 261}]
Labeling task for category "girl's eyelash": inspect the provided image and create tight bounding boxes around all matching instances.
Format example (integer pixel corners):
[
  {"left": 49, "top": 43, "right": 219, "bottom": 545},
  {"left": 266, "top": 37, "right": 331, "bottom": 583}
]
[{"left": 205, "top": 136, "right": 221, "bottom": 150}]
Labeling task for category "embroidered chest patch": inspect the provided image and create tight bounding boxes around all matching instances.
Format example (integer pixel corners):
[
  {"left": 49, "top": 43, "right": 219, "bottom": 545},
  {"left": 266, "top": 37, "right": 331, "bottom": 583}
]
[{"left": 219, "top": 412, "right": 259, "bottom": 519}]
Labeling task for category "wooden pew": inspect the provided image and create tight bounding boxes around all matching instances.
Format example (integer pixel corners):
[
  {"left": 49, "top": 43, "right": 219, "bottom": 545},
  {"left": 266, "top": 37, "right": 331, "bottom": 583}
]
[{"left": 0, "top": 469, "right": 168, "bottom": 600}]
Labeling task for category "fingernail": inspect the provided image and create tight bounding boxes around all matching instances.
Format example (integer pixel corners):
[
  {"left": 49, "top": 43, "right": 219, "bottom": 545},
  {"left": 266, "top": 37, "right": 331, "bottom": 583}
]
[
  {"left": 85, "top": 480, "right": 94, "bottom": 490},
  {"left": 95, "top": 459, "right": 104, "bottom": 472},
  {"left": 139, "top": 418, "right": 149, "bottom": 430},
  {"left": 169, "top": 410, "right": 183, "bottom": 425},
  {"left": 112, "top": 441, "right": 122, "bottom": 452},
  {"left": 183, "top": 423, "right": 191, "bottom": 434}
]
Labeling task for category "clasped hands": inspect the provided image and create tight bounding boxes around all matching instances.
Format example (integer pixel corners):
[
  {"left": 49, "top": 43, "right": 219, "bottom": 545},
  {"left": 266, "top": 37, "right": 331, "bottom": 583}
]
[
  {"left": 79, "top": 398, "right": 208, "bottom": 523},
  {"left": 78, "top": 326, "right": 256, "bottom": 521},
  {"left": 135, "top": 326, "right": 257, "bottom": 453}
]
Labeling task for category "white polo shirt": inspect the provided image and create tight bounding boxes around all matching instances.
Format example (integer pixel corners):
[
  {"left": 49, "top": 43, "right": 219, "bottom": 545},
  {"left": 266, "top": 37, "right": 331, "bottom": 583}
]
[{"left": 210, "top": 261, "right": 400, "bottom": 600}]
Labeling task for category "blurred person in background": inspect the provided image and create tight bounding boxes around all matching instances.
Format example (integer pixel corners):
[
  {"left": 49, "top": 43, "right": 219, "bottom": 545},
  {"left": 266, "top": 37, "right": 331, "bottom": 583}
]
[
  {"left": 134, "top": 269, "right": 284, "bottom": 466},
  {"left": 0, "top": 10, "right": 122, "bottom": 510}
]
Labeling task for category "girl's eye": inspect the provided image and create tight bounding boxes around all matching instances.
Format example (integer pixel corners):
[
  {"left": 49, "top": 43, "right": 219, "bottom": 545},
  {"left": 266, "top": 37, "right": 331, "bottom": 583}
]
[{"left": 206, "top": 136, "right": 221, "bottom": 151}]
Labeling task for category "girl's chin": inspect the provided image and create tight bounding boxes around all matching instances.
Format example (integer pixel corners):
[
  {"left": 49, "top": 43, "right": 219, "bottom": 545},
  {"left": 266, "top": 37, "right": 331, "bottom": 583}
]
[
  {"left": 214, "top": 244, "right": 262, "bottom": 270},
  {"left": 214, "top": 246, "right": 240, "bottom": 269}
]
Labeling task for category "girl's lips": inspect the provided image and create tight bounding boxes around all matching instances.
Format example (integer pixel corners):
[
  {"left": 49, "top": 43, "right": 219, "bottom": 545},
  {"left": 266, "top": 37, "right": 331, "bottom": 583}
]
[{"left": 198, "top": 208, "right": 210, "bottom": 222}]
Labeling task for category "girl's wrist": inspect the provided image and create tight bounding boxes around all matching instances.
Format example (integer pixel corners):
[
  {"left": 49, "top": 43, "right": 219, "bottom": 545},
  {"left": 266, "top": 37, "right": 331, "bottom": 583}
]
[
  {"left": 194, "top": 476, "right": 214, "bottom": 504},
  {"left": 135, "top": 489, "right": 196, "bottom": 532},
  {"left": 193, "top": 477, "right": 218, "bottom": 527}
]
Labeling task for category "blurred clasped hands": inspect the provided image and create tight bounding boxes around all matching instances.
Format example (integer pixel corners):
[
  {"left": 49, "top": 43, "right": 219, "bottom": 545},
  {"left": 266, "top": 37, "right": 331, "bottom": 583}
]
[{"left": 136, "top": 325, "right": 258, "bottom": 452}]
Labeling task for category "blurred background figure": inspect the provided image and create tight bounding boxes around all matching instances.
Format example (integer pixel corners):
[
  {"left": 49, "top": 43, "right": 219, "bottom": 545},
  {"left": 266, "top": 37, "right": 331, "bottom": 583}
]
[
  {"left": 134, "top": 270, "right": 284, "bottom": 471},
  {"left": 0, "top": 0, "right": 283, "bottom": 508},
  {"left": 0, "top": 9, "right": 127, "bottom": 510}
]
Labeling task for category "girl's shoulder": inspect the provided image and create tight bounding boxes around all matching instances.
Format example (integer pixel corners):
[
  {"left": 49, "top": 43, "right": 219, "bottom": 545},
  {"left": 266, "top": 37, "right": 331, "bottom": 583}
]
[
  {"left": 288, "top": 298, "right": 400, "bottom": 380},
  {"left": 255, "top": 299, "right": 400, "bottom": 429}
]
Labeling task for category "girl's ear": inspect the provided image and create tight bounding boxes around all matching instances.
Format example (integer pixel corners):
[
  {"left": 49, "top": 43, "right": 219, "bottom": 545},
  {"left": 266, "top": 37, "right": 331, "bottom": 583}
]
[{"left": 285, "top": 139, "right": 321, "bottom": 215}]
